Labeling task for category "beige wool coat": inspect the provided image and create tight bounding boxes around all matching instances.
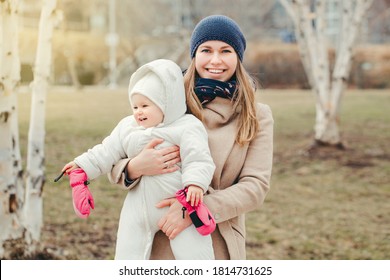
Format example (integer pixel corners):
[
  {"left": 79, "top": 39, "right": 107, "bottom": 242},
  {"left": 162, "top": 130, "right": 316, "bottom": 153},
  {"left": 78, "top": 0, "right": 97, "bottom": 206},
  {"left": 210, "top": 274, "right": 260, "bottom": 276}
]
[{"left": 109, "top": 97, "right": 274, "bottom": 260}]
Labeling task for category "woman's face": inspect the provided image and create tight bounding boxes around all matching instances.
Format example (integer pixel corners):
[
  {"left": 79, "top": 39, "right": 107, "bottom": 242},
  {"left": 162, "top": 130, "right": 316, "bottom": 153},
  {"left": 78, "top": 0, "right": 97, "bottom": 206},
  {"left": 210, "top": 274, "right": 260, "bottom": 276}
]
[{"left": 195, "top": 40, "right": 238, "bottom": 82}]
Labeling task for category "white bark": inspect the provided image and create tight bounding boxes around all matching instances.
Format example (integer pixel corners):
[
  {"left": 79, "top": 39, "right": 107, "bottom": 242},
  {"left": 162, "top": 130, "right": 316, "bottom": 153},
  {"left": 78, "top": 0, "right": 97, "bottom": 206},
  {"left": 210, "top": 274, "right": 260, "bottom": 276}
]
[
  {"left": 23, "top": 0, "right": 60, "bottom": 251},
  {"left": 280, "top": 0, "right": 373, "bottom": 145},
  {"left": 0, "top": 0, "right": 60, "bottom": 258},
  {"left": 0, "top": 0, "right": 24, "bottom": 258}
]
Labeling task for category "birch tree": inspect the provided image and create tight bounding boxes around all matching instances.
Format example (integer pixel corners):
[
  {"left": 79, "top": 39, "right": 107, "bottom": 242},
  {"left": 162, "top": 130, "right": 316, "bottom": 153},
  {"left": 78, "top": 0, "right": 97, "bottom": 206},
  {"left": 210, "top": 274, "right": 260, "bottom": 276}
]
[
  {"left": 279, "top": 0, "right": 373, "bottom": 149},
  {"left": 0, "top": 0, "right": 60, "bottom": 258},
  {"left": 23, "top": 0, "right": 61, "bottom": 254},
  {"left": 0, "top": 0, "right": 24, "bottom": 258}
]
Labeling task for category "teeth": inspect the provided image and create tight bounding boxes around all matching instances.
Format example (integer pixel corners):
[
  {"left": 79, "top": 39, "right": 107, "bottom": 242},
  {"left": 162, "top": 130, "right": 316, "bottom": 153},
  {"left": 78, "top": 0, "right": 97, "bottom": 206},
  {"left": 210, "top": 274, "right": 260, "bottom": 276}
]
[{"left": 209, "top": 69, "right": 223, "bottom": 74}]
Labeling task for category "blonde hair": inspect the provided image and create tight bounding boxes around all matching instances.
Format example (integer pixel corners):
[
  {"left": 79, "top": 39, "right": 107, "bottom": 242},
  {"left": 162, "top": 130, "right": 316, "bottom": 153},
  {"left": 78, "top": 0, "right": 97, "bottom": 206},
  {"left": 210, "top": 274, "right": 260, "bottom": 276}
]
[{"left": 184, "top": 59, "right": 259, "bottom": 146}]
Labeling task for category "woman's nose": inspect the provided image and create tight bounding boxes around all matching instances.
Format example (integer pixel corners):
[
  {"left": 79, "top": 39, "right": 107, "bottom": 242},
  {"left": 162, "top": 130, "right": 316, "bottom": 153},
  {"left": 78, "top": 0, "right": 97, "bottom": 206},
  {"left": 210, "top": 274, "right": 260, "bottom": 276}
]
[{"left": 210, "top": 52, "right": 222, "bottom": 64}]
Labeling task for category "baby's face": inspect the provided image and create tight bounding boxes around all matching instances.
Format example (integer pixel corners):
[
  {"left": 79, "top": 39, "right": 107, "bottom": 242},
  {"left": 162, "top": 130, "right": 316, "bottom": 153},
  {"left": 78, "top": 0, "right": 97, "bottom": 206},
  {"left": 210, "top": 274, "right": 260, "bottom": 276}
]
[{"left": 131, "top": 94, "right": 164, "bottom": 128}]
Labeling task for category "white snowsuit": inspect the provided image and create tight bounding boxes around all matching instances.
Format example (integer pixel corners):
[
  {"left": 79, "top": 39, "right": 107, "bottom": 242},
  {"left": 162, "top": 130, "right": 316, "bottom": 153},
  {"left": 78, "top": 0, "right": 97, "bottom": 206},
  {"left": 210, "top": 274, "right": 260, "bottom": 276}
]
[{"left": 74, "top": 59, "right": 215, "bottom": 259}]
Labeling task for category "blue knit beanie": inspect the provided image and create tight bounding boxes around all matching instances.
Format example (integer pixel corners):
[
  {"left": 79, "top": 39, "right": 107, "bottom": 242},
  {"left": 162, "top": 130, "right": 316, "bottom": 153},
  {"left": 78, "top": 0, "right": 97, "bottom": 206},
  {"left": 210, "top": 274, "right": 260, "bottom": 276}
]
[{"left": 190, "top": 15, "right": 246, "bottom": 62}]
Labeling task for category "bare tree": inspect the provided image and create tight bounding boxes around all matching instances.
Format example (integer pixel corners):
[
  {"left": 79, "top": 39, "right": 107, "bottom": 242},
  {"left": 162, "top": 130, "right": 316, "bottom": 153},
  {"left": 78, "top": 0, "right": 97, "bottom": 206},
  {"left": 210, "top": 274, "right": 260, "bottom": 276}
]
[
  {"left": 279, "top": 0, "right": 373, "bottom": 149},
  {"left": 23, "top": 0, "right": 61, "bottom": 254},
  {"left": 0, "top": 0, "right": 24, "bottom": 258},
  {"left": 0, "top": 0, "right": 61, "bottom": 258}
]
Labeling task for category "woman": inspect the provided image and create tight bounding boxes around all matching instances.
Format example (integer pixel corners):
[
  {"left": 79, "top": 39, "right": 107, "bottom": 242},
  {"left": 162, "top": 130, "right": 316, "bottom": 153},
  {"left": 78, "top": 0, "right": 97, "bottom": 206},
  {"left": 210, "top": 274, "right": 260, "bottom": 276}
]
[{"left": 109, "top": 15, "right": 274, "bottom": 260}]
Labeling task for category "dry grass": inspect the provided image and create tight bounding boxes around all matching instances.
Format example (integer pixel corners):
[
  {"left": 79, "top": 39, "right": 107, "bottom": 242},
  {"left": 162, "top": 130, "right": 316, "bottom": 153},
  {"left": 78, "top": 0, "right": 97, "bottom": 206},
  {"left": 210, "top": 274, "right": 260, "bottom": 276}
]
[{"left": 15, "top": 87, "right": 390, "bottom": 260}]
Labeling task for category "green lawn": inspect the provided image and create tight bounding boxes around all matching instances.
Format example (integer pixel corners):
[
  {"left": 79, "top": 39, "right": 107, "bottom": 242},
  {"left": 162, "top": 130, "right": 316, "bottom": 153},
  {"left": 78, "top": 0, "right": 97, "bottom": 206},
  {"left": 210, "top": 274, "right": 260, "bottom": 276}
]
[{"left": 16, "top": 87, "right": 390, "bottom": 259}]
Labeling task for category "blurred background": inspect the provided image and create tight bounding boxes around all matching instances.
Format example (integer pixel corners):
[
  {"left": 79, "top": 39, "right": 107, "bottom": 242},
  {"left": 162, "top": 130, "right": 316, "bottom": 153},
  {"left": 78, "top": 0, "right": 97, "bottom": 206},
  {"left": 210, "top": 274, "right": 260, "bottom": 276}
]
[{"left": 19, "top": 0, "right": 390, "bottom": 89}]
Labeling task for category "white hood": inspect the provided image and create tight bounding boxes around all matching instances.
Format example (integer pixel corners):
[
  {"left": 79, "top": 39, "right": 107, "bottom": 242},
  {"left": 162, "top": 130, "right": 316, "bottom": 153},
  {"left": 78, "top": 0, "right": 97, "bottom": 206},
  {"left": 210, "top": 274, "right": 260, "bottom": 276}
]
[{"left": 128, "top": 59, "right": 186, "bottom": 126}]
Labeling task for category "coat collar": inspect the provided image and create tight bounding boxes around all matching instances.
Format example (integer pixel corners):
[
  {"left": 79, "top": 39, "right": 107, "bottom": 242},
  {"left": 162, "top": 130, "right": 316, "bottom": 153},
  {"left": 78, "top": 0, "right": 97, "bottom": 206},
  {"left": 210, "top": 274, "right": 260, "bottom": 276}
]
[{"left": 203, "top": 97, "right": 238, "bottom": 129}]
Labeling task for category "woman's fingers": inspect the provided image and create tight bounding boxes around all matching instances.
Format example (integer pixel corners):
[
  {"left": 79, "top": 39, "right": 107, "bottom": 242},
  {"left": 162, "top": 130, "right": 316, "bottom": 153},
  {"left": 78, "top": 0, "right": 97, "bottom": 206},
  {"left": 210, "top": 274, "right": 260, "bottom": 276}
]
[
  {"left": 168, "top": 228, "right": 180, "bottom": 240},
  {"left": 162, "top": 146, "right": 180, "bottom": 162},
  {"left": 160, "top": 221, "right": 183, "bottom": 240},
  {"left": 161, "top": 165, "right": 179, "bottom": 174},
  {"left": 135, "top": 139, "right": 180, "bottom": 176},
  {"left": 165, "top": 151, "right": 180, "bottom": 163},
  {"left": 155, "top": 198, "right": 175, "bottom": 209},
  {"left": 157, "top": 199, "right": 192, "bottom": 239},
  {"left": 159, "top": 146, "right": 180, "bottom": 173},
  {"left": 144, "top": 138, "right": 164, "bottom": 150},
  {"left": 162, "top": 147, "right": 180, "bottom": 162}
]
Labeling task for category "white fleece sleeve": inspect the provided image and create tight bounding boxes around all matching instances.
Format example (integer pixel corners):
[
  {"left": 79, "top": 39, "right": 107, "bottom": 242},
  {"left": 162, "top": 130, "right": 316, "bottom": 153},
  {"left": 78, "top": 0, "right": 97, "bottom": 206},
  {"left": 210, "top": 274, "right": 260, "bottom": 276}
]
[{"left": 74, "top": 118, "right": 129, "bottom": 180}]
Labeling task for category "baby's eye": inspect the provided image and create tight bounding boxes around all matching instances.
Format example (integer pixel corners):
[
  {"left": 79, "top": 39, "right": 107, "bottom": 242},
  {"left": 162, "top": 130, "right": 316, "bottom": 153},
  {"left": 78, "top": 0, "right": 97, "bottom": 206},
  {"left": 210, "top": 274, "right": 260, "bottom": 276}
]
[
  {"left": 133, "top": 106, "right": 138, "bottom": 110},
  {"left": 142, "top": 104, "right": 148, "bottom": 108}
]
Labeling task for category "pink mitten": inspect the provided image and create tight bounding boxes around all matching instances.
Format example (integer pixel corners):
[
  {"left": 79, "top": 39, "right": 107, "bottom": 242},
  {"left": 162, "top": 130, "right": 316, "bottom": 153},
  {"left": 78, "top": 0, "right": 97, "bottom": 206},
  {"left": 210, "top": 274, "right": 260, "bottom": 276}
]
[
  {"left": 68, "top": 168, "right": 95, "bottom": 219},
  {"left": 175, "top": 187, "right": 216, "bottom": 236}
]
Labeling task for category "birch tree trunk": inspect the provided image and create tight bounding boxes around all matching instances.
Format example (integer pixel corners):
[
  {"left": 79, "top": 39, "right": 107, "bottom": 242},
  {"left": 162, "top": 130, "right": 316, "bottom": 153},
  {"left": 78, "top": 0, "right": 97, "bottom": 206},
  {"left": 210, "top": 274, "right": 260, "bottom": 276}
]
[
  {"left": 23, "top": 0, "right": 61, "bottom": 253},
  {"left": 279, "top": 0, "right": 373, "bottom": 148},
  {"left": 0, "top": 0, "right": 24, "bottom": 258}
]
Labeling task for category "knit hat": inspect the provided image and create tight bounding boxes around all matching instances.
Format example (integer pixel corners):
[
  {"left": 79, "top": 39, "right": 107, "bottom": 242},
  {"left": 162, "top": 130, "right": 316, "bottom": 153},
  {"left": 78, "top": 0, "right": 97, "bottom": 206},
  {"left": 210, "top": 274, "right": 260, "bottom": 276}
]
[{"left": 190, "top": 15, "right": 246, "bottom": 62}]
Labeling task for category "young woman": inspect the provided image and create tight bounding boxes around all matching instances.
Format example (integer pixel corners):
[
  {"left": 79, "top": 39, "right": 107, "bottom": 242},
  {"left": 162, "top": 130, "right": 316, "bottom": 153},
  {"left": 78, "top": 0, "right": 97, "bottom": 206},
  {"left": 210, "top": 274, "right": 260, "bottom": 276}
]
[{"left": 110, "top": 15, "right": 274, "bottom": 260}]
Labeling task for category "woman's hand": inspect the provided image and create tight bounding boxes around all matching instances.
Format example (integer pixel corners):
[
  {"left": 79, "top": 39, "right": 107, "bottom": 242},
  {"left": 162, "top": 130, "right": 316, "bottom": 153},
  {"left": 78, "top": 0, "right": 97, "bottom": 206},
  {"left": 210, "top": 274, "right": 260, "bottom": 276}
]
[
  {"left": 156, "top": 198, "right": 192, "bottom": 240},
  {"left": 127, "top": 138, "right": 180, "bottom": 179}
]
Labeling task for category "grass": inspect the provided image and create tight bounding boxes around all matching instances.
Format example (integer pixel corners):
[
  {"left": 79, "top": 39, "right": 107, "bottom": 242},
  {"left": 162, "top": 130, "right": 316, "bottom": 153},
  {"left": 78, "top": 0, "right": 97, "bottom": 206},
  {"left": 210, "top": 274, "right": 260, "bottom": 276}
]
[{"left": 16, "top": 87, "right": 390, "bottom": 260}]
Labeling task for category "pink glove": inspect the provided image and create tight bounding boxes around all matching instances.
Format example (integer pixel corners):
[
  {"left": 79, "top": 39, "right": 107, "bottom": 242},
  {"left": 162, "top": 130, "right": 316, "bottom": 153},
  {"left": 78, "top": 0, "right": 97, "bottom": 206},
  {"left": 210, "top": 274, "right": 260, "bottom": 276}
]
[
  {"left": 175, "top": 187, "right": 216, "bottom": 236},
  {"left": 68, "top": 168, "right": 95, "bottom": 219}
]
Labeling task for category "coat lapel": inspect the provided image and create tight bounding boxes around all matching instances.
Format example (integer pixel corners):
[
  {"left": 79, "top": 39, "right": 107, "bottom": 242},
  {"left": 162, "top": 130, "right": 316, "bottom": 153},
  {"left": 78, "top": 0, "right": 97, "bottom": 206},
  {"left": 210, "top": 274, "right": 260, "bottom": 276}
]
[{"left": 203, "top": 98, "right": 239, "bottom": 189}]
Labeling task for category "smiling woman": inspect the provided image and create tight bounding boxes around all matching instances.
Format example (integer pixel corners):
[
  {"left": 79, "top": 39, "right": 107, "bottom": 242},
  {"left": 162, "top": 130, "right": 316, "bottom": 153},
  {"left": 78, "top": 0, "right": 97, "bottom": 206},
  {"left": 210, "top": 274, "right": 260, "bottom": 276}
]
[{"left": 110, "top": 15, "right": 274, "bottom": 260}]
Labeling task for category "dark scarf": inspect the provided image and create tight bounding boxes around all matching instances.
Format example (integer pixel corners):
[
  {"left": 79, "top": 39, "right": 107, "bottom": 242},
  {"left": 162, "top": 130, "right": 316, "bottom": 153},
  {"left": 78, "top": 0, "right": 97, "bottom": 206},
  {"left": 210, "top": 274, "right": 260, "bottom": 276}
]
[{"left": 194, "top": 78, "right": 238, "bottom": 105}]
